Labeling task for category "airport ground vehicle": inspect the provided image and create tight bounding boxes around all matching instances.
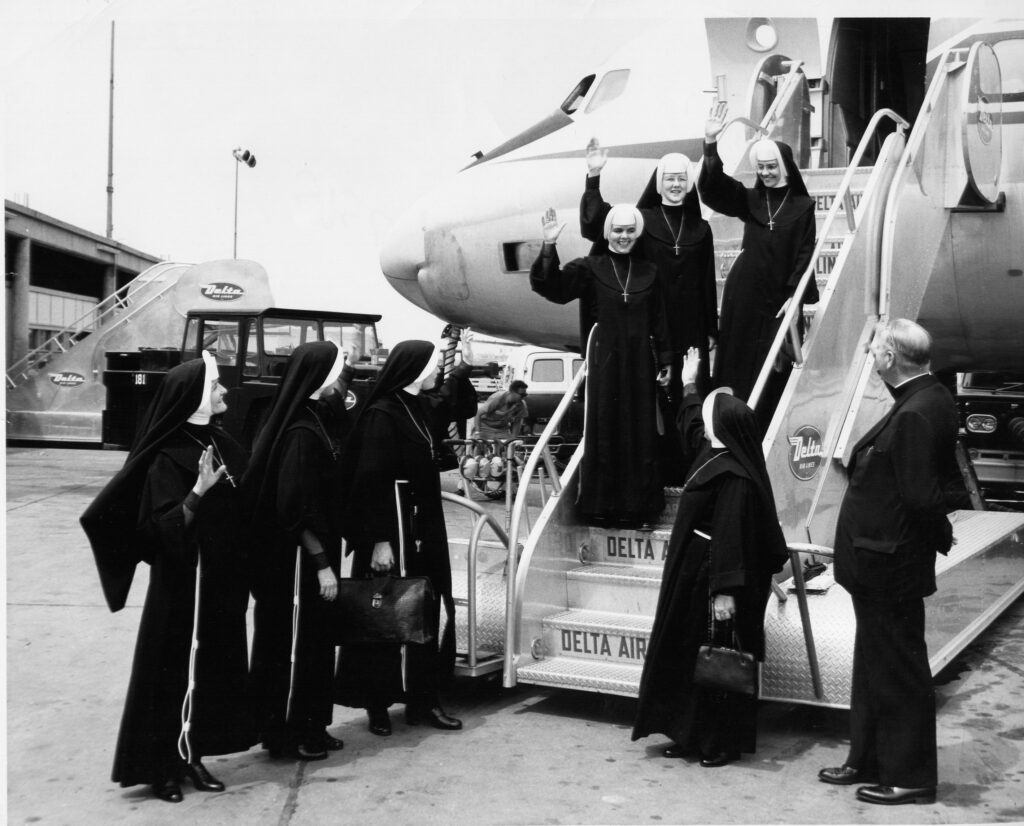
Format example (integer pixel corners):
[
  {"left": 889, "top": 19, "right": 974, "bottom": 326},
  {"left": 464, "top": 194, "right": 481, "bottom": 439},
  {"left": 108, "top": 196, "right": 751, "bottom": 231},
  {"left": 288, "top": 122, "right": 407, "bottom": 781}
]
[
  {"left": 958, "top": 372, "right": 1024, "bottom": 508},
  {"left": 102, "top": 306, "right": 382, "bottom": 449},
  {"left": 5, "top": 259, "right": 382, "bottom": 448}
]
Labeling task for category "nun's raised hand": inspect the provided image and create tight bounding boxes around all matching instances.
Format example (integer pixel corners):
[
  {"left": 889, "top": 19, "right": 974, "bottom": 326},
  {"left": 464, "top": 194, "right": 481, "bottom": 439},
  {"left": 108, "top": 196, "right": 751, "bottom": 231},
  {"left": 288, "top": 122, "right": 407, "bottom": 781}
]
[
  {"left": 705, "top": 101, "right": 729, "bottom": 142},
  {"left": 541, "top": 208, "right": 567, "bottom": 244},
  {"left": 680, "top": 346, "right": 701, "bottom": 387},
  {"left": 586, "top": 137, "right": 608, "bottom": 176},
  {"left": 195, "top": 445, "right": 226, "bottom": 494}
]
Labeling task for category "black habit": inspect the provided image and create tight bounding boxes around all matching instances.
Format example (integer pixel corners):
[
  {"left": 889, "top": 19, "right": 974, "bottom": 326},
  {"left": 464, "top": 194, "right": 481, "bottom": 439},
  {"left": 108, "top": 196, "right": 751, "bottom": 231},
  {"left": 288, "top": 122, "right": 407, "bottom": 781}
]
[
  {"left": 334, "top": 340, "right": 462, "bottom": 710},
  {"left": 82, "top": 358, "right": 253, "bottom": 787},
  {"left": 698, "top": 140, "right": 817, "bottom": 414},
  {"left": 633, "top": 390, "right": 787, "bottom": 755},
  {"left": 531, "top": 245, "right": 671, "bottom": 524},
  {"left": 246, "top": 341, "right": 350, "bottom": 751}
]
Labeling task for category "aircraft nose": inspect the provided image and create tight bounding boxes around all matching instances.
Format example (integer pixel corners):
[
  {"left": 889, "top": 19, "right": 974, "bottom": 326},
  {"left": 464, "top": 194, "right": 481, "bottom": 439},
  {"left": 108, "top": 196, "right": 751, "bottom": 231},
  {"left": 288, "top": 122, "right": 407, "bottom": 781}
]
[{"left": 379, "top": 207, "right": 428, "bottom": 309}]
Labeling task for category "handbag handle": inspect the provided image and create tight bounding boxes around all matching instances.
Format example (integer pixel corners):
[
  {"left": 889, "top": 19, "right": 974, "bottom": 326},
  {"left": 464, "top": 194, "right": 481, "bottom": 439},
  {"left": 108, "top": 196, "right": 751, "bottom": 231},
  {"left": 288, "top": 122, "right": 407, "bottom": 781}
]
[{"left": 707, "top": 594, "right": 744, "bottom": 652}]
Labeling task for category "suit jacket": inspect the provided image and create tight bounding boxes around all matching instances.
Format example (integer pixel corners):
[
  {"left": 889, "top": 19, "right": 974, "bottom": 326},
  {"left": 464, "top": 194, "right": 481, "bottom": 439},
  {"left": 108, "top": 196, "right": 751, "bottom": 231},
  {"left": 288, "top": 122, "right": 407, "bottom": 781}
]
[{"left": 834, "top": 373, "right": 958, "bottom": 601}]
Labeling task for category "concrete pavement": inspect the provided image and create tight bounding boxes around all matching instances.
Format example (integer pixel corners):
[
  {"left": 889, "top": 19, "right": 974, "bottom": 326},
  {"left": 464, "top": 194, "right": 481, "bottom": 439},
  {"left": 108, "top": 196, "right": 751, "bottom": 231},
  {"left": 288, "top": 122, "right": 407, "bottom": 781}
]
[{"left": 6, "top": 446, "right": 1024, "bottom": 825}]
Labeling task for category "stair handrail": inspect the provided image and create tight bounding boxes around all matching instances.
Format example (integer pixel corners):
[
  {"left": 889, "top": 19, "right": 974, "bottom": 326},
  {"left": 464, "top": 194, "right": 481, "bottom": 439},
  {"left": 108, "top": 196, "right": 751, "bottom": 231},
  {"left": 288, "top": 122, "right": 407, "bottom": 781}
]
[
  {"left": 878, "top": 47, "right": 966, "bottom": 318},
  {"left": 5, "top": 261, "right": 183, "bottom": 387},
  {"left": 502, "top": 358, "right": 588, "bottom": 680},
  {"left": 785, "top": 542, "right": 835, "bottom": 700},
  {"left": 747, "top": 107, "right": 910, "bottom": 416}
]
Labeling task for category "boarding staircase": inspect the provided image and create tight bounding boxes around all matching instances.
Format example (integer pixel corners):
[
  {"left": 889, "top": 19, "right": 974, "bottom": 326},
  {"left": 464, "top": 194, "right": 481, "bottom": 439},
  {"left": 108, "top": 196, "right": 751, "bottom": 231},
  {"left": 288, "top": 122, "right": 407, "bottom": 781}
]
[
  {"left": 491, "top": 44, "right": 1024, "bottom": 707},
  {"left": 5, "top": 259, "right": 275, "bottom": 443}
]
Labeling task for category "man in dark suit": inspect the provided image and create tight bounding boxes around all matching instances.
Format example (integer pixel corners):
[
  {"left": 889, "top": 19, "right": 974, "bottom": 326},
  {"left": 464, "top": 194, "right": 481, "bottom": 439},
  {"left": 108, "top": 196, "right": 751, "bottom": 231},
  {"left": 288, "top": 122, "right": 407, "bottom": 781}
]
[{"left": 818, "top": 318, "right": 958, "bottom": 805}]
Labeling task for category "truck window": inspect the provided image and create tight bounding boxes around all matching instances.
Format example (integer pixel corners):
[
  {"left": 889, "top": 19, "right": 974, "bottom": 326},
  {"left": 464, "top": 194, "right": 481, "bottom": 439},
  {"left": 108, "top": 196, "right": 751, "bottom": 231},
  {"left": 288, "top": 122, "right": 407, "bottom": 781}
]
[
  {"left": 324, "top": 321, "right": 380, "bottom": 363},
  {"left": 572, "top": 359, "right": 583, "bottom": 376},
  {"left": 201, "top": 319, "right": 242, "bottom": 366},
  {"left": 182, "top": 317, "right": 201, "bottom": 360},
  {"left": 531, "top": 358, "right": 565, "bottom": 384},
  {"left": 243, "top": 319, "right": 259, "bottom": 377},
  {"left": 263, "top": 318, "right": 319, "bottom": 356}
]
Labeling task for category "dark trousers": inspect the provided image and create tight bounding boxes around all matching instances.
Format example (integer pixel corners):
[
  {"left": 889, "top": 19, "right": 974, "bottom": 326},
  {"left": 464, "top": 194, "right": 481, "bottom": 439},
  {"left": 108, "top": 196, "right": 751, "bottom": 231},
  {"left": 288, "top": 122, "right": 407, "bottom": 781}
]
[{"left": 847, "top": 595, "right": 937, "bottom": 787}]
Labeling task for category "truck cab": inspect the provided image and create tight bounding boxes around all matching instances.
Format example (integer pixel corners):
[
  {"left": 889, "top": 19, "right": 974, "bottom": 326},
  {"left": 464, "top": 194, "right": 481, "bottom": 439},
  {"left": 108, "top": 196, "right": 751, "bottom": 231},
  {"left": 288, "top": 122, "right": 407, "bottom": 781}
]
[{"left": 103, "top": 307, "right": 383, "bottom": 449}]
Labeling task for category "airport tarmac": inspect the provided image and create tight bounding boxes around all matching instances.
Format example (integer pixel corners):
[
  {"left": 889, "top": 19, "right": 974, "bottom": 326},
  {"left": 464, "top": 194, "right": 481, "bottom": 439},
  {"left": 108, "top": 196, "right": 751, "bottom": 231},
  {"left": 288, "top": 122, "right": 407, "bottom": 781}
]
[{"left": 6, "top": 445, "right": 1024, "bottom": 825}]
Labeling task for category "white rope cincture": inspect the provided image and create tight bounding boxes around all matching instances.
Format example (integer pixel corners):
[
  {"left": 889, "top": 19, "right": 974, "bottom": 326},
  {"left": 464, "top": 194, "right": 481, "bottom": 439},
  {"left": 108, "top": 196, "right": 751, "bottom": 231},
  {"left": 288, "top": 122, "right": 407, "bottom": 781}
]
[
  {"left": 395, "top": 480, "right": 409, "bottom": 694},
  {"left": 285, "top": 545, "right": 302, "bottom": 725},
  {"left": 177, "top": 554, "right": 203, "bottom": 764}
]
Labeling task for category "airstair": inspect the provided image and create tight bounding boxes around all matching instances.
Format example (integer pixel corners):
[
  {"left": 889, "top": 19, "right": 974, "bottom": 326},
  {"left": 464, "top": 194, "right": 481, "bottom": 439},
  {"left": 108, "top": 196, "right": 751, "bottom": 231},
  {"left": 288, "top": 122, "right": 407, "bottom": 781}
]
[
  {"left": 5, "top": 259, "right": 275, "bottom": 444},
  {"left": 488, "top": 42, "right": 1024, "bottom": 707}
]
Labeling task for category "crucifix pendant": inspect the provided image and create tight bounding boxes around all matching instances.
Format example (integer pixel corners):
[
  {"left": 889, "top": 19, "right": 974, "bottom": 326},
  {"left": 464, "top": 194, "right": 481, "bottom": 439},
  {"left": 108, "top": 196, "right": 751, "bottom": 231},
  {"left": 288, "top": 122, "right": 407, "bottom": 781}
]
[
  {"left": 622, "top": 290, "right": 629, "bottom": 304},
  {"left": 673, "top": 243, "right": 680, "bottom": 255},
  {"left": 768, "top": 218, "right": 774, "bottom": 231}
]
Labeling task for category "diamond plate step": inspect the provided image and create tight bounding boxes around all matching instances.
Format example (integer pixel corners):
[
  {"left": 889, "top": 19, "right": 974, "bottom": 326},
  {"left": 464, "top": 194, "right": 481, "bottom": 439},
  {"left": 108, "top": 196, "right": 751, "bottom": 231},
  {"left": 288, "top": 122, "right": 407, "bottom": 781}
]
[
  {"left": 516, "top": 656, "right": 642, "bottom": 697},
  {"left": 543, "top": 608, "right": 653, "bottom": 665},
  {"left": 566, "top": 563, "right": 663, "bottom": 614}
]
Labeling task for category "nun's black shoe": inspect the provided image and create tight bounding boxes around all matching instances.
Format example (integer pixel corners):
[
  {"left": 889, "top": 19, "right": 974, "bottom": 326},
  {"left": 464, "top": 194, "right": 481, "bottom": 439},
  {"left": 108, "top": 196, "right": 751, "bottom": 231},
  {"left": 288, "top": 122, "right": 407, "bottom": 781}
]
[
  {"left": 153, "top": 778, "right": 183, "bottom": 803},
  {"left": 184, "top": 760, "right": 225, "bottom": 792},
  {"left": 367, "top": 707, "right": 392, "bottom": 736},
  {"left": 699, "top": 751, "right": 739, "bottom": 768},
  {"left": 321, "top": 731, "right": 345, "bottom": 750},
  {"left": 294, "top": 742, "right": 328, "bottom": 761},
  {"left": 406, "top": 705, "right": 463, "bottom": 730},
  {"left": 662, "top": 743, "right": 689, "bottom": 759}
]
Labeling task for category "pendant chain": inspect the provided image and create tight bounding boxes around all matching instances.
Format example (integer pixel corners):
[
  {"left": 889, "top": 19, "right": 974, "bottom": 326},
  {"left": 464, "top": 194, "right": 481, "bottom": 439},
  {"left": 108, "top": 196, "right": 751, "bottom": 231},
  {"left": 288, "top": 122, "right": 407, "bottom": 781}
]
[
  {"left": 396, "top": 395, "right": 435, "bottom": 454},
  {"left": 765, "top": 189, "right": 789, "bottom": 231},
  {"left": 183, "top": 429, "right": 236, "bottom": 488},
  {"left": 305, "top": 404, "right": 339, "bottom": 460},
  {"left": 610, "top": 256, "right": 633, "bottom": 304},
  {"left": 660, "top": 206, "right": 684, "bottom": 255}
]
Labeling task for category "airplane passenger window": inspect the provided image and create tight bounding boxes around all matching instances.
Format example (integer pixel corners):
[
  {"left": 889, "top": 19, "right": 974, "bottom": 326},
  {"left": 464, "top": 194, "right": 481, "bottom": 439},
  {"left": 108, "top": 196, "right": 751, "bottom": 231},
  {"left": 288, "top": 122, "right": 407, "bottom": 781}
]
[
  {"left": 995, "top": 39, "right": 1024, "bottom": 98},
  {"left": 561, "top": 75, "right": 596, "bottom": 114},
  {"left": 585, "top": 70, "right": 630, "bottom": 114}
]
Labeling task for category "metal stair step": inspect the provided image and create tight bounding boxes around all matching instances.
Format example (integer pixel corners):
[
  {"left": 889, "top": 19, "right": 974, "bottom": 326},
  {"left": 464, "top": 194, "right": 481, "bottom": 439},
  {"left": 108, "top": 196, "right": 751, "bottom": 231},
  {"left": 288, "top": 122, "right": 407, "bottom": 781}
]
[
  {"left": 516, "top": 656, "right": 643, "bottom": 697},
  {"left": 542, "top": 608, "right": 654, "bottom": 665},
  {"left": 581, "top": 529, "right": 671, "bottom": 567},
  {"left": 544, "top": 608, "right": 654, "bottom": 636},
  {"left": 567, "top": 562, "right": 664, "bottom": 586}
]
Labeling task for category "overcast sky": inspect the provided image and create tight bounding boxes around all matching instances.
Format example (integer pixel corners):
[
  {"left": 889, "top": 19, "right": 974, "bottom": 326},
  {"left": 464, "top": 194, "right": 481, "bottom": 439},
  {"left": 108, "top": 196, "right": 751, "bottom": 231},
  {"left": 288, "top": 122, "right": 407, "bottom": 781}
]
[{"left": 2, "top": 0, "right": 1012, "bottom": 347}]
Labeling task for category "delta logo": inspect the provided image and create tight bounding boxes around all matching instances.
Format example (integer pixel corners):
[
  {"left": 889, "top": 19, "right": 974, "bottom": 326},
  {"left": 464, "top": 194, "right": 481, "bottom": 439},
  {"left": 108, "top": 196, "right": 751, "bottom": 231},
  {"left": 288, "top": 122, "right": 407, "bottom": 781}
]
[
  {"left": 49, "top": 372, "right": 85, "bottom": 387},
  {"left": 200, "top": 282, "right": 245, "bottom": 301},
  {"left": 787, "top": 425, "right": 824, "bottom": 480}
]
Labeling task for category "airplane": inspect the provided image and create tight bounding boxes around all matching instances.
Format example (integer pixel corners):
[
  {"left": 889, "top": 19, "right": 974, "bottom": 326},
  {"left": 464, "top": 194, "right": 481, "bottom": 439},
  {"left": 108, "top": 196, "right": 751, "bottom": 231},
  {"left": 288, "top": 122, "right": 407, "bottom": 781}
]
[
  {"left": 379, "top": 16, "right": 1024, "bottom": 706},
  {"left": 380, "top": 16, "right": 1024, "bottom": 372}
]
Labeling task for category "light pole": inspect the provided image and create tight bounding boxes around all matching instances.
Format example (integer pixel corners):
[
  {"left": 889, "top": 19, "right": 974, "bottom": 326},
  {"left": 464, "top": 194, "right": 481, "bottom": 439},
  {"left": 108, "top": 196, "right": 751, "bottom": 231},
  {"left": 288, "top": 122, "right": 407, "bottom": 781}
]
[{"left": 232, "top": 147, "right": 256, "bottom": 258}]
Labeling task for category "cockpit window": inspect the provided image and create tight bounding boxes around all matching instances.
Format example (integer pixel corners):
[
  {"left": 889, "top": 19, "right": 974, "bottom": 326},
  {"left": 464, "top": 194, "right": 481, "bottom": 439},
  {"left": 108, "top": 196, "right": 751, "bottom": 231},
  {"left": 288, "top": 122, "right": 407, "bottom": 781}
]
[
  {"left": 585, "top": 69, "right": 630, "bottom": 114},
  {"left": 994, "top": 38, "right": 1024, "bottom": 100},
  {"left": 561, "top": 75, "right": 596, "bottom": 114}
]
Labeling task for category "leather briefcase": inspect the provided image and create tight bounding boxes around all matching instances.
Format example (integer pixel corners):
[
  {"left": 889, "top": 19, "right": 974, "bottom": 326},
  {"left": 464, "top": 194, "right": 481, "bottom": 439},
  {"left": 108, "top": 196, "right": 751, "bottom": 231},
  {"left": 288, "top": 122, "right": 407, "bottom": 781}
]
[{"left": 333, "top": 574, "right": 436, "bottom": 645}]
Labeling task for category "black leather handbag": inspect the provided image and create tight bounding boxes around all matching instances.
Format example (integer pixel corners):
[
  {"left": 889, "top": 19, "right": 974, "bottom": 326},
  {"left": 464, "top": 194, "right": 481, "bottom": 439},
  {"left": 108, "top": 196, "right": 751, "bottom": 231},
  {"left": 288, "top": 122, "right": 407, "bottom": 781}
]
[
  {"left": 692, "top": 607, "right": 758, "bottom": 697},
  {"left": 333, "top": 574, "right": 436, "bottom": 645}
]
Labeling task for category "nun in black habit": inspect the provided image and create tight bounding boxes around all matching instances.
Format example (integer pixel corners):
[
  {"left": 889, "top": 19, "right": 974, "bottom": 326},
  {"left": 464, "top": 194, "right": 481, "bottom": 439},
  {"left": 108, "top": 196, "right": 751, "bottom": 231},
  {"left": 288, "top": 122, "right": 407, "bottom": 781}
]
[
  {"left": 334, "top": 339, "right": 464, "bottom": 735},
  {"left": 531, "top": 204, "right": 672, "bottom": 527},
  {"left": 80, "top": 352, "right": 253, "bottom": 803},
  {"left": 698, "top": 102, "right": 817, "bottom": 421},
  {"left": 632, "top": 348, "right": 788, "bottom": 767},
  {"left": 245, "top": 340, "right": 351, "bottom": 760}
]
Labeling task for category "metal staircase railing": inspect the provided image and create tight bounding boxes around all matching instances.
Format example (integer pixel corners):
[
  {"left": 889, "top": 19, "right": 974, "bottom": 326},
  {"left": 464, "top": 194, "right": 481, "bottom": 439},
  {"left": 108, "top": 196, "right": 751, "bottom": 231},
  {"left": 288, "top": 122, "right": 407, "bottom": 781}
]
[
  {"left": 502, "top": 360, "right": 587, "bottom": 686},
  {"left": 747, "top": 107, "right": 911, "bottom": 417},
  {"left": 5, "top": 261, "right": 182, "bottom": 389}
]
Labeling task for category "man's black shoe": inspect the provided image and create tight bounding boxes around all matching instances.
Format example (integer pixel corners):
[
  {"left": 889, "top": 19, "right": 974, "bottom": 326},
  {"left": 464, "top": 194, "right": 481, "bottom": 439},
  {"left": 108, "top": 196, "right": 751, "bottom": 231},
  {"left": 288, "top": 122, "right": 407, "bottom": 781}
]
[
  {"left": 818, "top": 764, "right": 877, "bottom": 785},
  {"left": 856, "top": 785, "right": 936, "bottom": 805}
]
